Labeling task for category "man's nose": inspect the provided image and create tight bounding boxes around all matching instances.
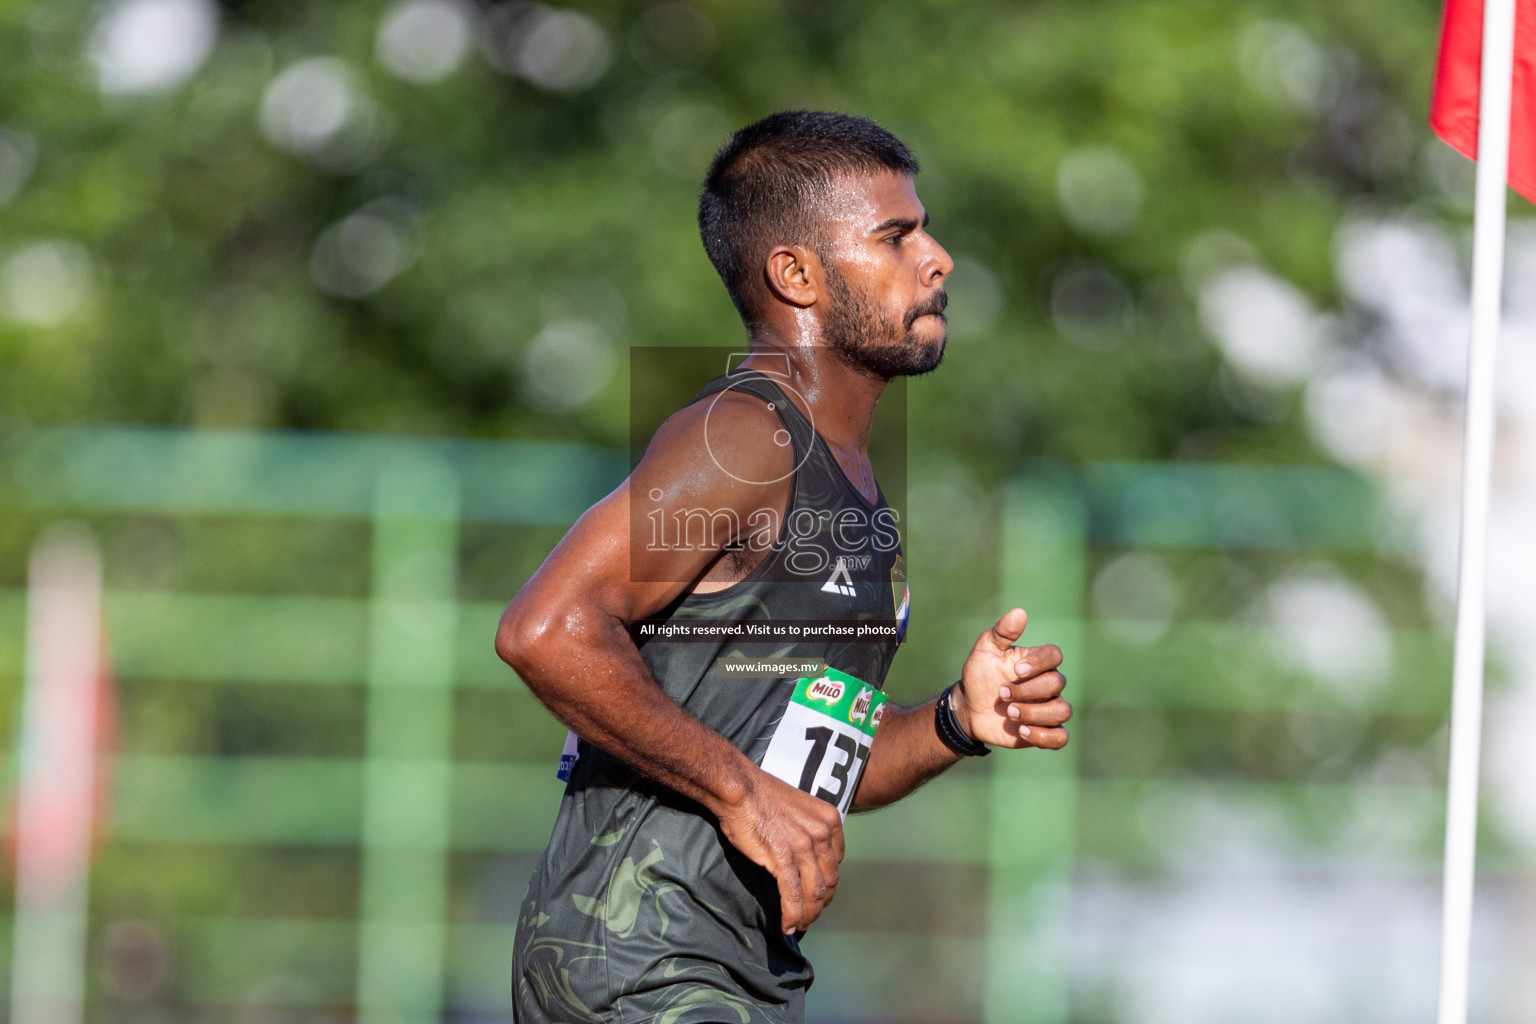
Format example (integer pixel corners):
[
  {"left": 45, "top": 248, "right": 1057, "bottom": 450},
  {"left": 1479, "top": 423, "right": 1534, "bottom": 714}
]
[{"left": 921, "top": 237, "right": 954, "bottom": 286}]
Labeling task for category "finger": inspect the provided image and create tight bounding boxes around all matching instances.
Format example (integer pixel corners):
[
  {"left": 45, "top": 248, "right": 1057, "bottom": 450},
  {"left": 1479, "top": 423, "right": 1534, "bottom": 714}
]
[
  {"left": 997, "top": 670, "right": 1066, "bottom": 703},
  {"left": 795, "top": 840, "right": 831, "bottom": 930},
  {"left": 812, "top": 820, "right": 842, "bottom": 899},
  {"left": 1005, "top": 644, "right": 1063, "bottom": 679},
  {"left": 1002, "top": 697, "right": 1072, "bottom": 728},
  {"left": 1015, "top": 724, "right": 1069, "bottom": 750},
  {"left": 776, "top": 850, "right": 805, "bottom": 934},
  {"left": 980, "top": 608, "right": 1028, "bottom": 653},
  {"left": 823, "top": 809, "right": 846, "bottom": 862}
]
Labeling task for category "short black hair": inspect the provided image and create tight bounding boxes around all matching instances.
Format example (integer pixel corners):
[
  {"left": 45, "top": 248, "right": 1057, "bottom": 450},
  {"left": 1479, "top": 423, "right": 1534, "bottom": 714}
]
[{"left": 699, "top": 110, "right": 920, "bottom": 320}]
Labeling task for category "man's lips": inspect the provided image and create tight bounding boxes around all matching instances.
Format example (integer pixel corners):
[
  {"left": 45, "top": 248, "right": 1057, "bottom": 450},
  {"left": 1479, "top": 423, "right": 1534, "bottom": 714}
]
[{"left": 905, "top": 291, "right": 949, "bottom": 328}]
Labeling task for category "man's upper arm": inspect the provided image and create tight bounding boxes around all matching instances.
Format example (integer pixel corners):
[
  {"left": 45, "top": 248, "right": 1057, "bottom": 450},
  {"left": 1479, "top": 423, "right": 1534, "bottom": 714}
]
[{"left": 502, "top": 394, "right": 792, "bottom": 647}]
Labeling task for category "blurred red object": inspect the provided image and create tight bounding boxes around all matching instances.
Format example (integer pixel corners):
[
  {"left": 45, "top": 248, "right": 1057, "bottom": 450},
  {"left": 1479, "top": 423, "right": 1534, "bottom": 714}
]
[
  {"left": 1431, "top": 0, "right": 1536, "bottom": 202},
  {"left": 4, "top": 533, "right": 115, "bottom": 895}
]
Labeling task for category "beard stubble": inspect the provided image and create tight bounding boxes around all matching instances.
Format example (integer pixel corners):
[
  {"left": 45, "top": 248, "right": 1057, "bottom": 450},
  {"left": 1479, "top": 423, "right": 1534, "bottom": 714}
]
[{"left": 821, "top": 264, "right": 948, "bottom": 380}]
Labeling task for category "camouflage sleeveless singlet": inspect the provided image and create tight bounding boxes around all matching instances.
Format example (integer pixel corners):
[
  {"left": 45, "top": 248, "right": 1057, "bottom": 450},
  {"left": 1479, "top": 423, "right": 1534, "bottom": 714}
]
[{"left": 512, "top": 369, "right": 908, "bottom": 1024}]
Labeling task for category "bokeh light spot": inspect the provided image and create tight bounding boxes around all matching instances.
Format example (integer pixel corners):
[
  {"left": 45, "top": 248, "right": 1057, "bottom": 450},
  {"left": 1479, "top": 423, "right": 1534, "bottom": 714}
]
[
  {"left": 1092, "top": 552, "right": 1180, "bottom": 644},
  {"left": 1, "top": 240, "right": 94, "bottom": 326},
  {"left": 260, "top": 57, "right": 386, "bottom": 171},
  {"left": 310, "top": 201, "right": 417, "bottom": 299},
  {"left": 521, "top": 320, "right": 616, "bottom": 413},
  {"left": 88, "top": 0, "right": 218, "bottom": 95},
  {"left": 1057, "top": 145, "right": 1143, "bottom": 238},
  {"left": 484, "top": 4, "right": 610, "bottom": 93},
  {"left": 376, "top": 0, "right": 474, "bottom": 83}
]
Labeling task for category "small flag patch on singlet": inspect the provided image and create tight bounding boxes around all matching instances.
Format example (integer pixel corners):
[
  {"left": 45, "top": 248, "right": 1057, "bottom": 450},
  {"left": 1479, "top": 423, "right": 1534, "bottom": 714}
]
[{"left": 556, "top": 730, "right": 580, "bottom": 781}]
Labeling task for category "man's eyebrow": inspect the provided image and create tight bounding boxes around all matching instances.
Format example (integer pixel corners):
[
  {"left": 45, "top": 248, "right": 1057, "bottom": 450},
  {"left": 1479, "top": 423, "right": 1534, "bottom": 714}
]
[{"left": 871, "top": 212, "right": 929, "bottom": 234}]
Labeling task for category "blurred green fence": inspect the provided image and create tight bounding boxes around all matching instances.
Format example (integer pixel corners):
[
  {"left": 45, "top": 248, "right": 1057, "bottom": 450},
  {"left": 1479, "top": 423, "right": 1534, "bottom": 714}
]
[{"left": 0, "top": 426, "right": 1450, "bottom": 1024}]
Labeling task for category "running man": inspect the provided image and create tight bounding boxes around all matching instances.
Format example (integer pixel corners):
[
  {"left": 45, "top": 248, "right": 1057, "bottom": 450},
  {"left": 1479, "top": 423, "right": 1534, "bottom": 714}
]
[{"left": 496, "top": 111, "right": 1072, "bottom": 1024}]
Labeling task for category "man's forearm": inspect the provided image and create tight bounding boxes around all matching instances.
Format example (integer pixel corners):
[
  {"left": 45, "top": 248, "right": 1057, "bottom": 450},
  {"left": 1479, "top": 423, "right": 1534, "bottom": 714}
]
[
  {"left": 499, "top": 609, "right": 756, "bottom": 816},
  {"left": 849, "top": 692, "right": 960, "bottom": 811}
]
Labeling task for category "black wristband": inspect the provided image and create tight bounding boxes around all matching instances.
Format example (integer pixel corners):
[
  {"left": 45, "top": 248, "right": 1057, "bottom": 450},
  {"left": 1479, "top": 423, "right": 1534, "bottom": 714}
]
[{"left": 934, "top": 682, "right": 990, "bottom": 757}]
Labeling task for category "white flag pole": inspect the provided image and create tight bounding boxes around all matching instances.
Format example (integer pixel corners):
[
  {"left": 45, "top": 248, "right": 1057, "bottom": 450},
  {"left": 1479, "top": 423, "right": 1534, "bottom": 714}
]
[{"left": 1437, "top": 0, "right": 1516, "bottom": 1021}]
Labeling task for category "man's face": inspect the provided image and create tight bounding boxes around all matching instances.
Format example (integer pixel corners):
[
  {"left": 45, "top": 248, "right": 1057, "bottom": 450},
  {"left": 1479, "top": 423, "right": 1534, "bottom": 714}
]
[{"left": 815, "top": 171, "right": 954, "bottom": 379}]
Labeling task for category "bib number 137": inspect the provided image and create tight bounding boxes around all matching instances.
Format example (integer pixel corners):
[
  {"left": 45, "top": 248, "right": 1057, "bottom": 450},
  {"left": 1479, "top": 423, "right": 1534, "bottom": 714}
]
[{"left": 759, "top": 669, "right": 888, "bottom": 819}]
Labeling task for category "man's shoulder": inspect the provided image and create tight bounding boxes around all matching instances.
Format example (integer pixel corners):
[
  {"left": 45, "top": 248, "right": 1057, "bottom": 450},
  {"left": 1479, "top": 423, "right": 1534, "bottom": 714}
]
[{"left": 646, "top": 387, "right": 794, "bottom": 488}]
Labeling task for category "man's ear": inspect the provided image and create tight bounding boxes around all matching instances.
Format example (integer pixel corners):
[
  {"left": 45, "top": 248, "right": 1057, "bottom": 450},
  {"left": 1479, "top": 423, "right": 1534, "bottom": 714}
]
[{"left": 763, "top": 244, "right": 821, "bottom": 309}]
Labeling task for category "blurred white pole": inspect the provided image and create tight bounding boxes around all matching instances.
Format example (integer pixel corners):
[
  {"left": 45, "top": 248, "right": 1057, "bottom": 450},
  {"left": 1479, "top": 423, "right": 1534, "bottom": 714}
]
[
  {"left": 1437, "top": 1, "right": 1515, "bottom": 1021},
  {"left": 10, "top": 528, "right": 104, "bottom": 1024},
  {"left": 356, "top": 462, "right": 458, "bottom": 1024}
]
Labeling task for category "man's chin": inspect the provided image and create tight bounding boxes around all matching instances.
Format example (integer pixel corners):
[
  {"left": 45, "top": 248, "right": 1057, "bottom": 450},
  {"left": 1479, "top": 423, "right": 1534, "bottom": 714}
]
[
  {"left": 896, "top": 328, "right": 946, "bottom": 376},
  {"left": 826, "top": 319, "right": 947, "bottom": 379},
  {"left": 902, "top": 336, "right": 946, "bottom": 377},
  {"left": 866, "top": 333, "right": 945, "bottom": 379}
]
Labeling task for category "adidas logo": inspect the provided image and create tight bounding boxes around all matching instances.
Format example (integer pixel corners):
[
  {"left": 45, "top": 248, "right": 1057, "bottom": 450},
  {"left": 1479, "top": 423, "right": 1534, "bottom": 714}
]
[{"left": 820, "top": 557, "right": 857, "bottom": 597}]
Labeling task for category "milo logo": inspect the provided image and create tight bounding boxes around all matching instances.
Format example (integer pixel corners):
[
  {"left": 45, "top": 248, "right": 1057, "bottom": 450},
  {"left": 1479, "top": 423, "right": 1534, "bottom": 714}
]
[
  {"left": 806, "top": 676, "right": 845, "bottom": 704},
  {"left": 849, "top": 687, "right": 873, "bottom": 724},
  {"left": 870, "top": 703, "right": 885, "bottom": 730}
]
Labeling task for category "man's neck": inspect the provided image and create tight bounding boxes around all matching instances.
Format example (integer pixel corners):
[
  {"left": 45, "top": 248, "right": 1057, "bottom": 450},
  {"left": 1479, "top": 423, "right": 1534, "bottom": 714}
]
[{"left": 737, "top": 332, "right": 887, "bottom": 453}]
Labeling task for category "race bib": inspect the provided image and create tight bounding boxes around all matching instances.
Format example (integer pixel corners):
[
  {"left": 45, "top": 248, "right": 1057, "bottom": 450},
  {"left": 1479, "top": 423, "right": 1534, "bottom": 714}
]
[{"left": 759, "top": 668, "right": 888, "bottom": 818}]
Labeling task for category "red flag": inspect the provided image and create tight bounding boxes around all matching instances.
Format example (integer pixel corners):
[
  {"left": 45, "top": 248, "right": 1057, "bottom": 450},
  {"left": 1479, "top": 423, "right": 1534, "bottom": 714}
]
[
  {"left": 1431, "top": 0, "right": 1536, "bottom": 201},
  {"left": 4, "top": 532, "right": 113, "bottom": 898},
  {"left": 4, "top": 659, "right": 117, "bottom": 879}
]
